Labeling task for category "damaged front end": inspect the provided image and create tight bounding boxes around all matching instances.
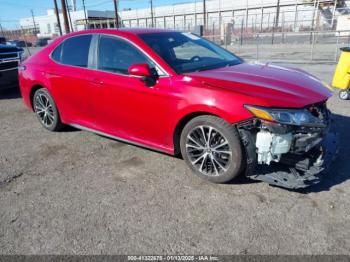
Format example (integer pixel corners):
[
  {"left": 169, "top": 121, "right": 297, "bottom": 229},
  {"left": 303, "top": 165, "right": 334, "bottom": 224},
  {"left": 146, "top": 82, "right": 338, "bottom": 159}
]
[{"left": 238, "top": 102, "right": 339, "bottom": 189}]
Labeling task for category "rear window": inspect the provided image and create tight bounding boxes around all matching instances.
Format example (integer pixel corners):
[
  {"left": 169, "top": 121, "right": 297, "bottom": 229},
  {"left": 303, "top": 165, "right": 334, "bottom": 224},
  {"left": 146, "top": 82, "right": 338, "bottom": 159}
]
[
  {"left": 51, "top": 43, "right": 62, "bottom": 62},
  {"left": 53, "top": 35, "right": 92, "bottom": 67}
]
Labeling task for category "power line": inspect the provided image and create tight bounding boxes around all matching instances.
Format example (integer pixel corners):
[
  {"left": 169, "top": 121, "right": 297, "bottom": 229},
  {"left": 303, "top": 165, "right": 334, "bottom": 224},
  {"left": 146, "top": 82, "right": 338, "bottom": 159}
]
[
  {"left": 85, "top": 0, "right": 111, "bottom": 8},
  {"left": 0, "top": 1, "right": 49, "bottom": 10},
  {"left": 0, "top": 19, "right": 19, "bottom": 22}
]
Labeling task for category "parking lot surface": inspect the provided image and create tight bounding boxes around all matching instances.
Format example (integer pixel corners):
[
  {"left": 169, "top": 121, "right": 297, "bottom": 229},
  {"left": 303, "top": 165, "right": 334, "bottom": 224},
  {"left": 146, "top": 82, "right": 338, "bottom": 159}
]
[{"left": 0, "top": 63, "right": 350, "bottom": 254}]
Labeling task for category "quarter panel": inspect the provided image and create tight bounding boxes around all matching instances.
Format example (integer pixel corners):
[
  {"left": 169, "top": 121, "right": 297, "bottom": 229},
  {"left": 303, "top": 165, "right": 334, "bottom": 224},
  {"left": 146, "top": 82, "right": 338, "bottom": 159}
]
[{"left": 164, "top": 75, "right": 255, "bottom": 150}]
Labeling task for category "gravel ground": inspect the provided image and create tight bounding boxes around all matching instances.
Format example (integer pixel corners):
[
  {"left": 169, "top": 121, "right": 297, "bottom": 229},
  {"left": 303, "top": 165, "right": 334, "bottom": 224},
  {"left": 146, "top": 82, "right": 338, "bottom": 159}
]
[{"left": 0, "top": 62, "right": 350, "bottom": 255}]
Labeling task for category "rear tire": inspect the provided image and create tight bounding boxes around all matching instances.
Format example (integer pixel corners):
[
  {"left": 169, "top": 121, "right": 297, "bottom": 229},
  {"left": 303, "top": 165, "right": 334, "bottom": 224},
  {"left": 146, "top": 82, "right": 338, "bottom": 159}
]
[
  {"left": 180, "top": 115, "right": 243, "bottom": 183},
  {"left": 33, "top": 88, "right": 64, "bottom": 131}
]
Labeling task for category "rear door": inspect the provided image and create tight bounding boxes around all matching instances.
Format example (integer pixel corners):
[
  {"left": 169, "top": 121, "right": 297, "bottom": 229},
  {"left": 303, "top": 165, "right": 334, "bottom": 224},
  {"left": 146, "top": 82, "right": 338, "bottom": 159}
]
[{"left": 48, "top": 34, "right": 96, "bottom": 128}]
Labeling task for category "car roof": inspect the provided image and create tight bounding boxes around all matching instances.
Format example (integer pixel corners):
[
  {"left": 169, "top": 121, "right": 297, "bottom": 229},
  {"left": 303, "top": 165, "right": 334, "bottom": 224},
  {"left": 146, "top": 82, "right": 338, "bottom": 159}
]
[
  {"left": 117, "top": 28, "right": 179, "bottom": 34},
  {"left": 64, "top": 28, "right": 179, "bottom": 38},
  {"left": 45, "top": 28, "right": 180, "bottom": 76}
]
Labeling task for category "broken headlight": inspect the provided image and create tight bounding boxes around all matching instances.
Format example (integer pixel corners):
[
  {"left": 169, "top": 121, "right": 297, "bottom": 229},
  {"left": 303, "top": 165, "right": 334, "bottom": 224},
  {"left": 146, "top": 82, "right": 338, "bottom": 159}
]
[{"left": 245, "top": 105, "right": 327, "bottom": 128}]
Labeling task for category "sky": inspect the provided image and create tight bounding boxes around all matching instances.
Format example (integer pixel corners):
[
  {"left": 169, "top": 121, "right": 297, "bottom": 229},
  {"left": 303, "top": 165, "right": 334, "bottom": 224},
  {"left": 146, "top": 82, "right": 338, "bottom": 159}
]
[{"left": 0, "top": 0, "right": 192, "bottom": 29}]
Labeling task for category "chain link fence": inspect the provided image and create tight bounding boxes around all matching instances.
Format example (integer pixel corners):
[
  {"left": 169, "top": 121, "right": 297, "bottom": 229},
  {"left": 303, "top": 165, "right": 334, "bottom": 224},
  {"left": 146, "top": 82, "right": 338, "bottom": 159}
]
[
  {"left": 203, "top": 30, "right": 350, "bottom": 63},
  {"left": 1, "top": 1, "right": 350, "bottom": 63}
]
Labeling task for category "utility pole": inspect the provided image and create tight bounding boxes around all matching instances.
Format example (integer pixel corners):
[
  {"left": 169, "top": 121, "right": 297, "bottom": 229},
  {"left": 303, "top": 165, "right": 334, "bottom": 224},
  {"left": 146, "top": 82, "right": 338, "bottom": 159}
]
[
  {"left": 194, "top": 0, "right": 197, "bottom": 27},
  {"left": 31, "top": 10, "right": 38, "bottom": 35},
  {"left": 53, "top": 0, "right": 63, "bottom": 35},
  {"left": 113, "top": 0, "right": 119, "bottom": 28},
  {"left": 150, "top": 0, "right": 154, "bottom": 27},
  {"left": 82, "top": 0, "right": 88, "bottom": 29},
  {"left": 61, "top": 0, "right": 70, "bottom": 33},
  {"left": 203, "top": 0, "right": 207, "bottom": 31},
  {"left": 66, "top": 0, "right": 74, "bottom": 32},
  {"left": 0, "top": 21, "right": 4, "bottom": 37},
  {"left": 275, "top": 0, "right": 280, "bottom": 28}
]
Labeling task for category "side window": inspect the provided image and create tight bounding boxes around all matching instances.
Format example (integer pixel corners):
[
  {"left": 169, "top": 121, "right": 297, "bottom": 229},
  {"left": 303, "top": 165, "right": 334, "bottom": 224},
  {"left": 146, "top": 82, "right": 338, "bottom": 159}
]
[
  {"left": 98, "top": 35, "right": 154, "bottom": 75},
  {"left": 61, "top": 35, "right": 92, "bottom": 67},
  {"left": 51, "top": 43, "right": 62, "bottom": 62}
]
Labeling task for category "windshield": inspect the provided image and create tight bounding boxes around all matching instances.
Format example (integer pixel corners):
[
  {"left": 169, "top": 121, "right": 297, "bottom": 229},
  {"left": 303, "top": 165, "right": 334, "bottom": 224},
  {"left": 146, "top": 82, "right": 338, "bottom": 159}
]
[{"left": 139, "top": 32, "right": 242, "bottom": 74}]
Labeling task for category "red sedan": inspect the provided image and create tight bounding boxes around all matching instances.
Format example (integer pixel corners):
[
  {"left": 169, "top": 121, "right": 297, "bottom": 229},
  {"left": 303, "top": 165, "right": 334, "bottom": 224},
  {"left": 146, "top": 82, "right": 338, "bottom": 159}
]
[{"left": 19, "top": 29, "right": 338, "bottom": 189}]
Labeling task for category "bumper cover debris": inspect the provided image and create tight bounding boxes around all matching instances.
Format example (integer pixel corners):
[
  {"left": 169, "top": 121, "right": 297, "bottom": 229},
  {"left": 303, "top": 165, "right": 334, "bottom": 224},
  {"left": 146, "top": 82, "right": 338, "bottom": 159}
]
[
  {"left": 251, "top": 131, "right": 338, "bottom": 189},
  {"left": 239, "top": 121, "right": 339, "bottom": 189}
]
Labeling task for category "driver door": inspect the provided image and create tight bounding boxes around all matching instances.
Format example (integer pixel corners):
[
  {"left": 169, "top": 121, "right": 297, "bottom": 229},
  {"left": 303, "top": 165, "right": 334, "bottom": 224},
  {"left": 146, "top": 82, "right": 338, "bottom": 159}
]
[{"left": 91, "top": 35, "right": 173, "bottom": 150}]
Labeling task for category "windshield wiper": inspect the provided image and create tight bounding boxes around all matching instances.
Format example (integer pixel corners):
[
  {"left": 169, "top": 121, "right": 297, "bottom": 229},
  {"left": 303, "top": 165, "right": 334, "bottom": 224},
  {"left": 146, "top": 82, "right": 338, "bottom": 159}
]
[{"left": 224, "top": 60, "right": 241, "bottom": 67}]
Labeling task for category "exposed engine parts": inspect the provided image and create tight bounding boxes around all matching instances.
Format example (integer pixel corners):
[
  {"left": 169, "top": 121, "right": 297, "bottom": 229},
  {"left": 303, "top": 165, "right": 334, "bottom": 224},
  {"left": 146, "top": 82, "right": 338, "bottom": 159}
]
[
  {"left": 255, "top": 131, "right": 292, "bottom": 165},
  {"left": 237, "top": 103, "right": 339, "bottom": 189}
]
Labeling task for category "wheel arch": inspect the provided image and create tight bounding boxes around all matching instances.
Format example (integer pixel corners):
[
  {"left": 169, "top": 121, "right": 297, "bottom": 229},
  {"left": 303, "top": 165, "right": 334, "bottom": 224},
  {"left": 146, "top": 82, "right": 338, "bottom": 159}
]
[
  {"left": 29, "top": 84, "right": 45, "bottom": 111},
  {"left": 173, "top": 111, "right": 221, "bottom": 156}
]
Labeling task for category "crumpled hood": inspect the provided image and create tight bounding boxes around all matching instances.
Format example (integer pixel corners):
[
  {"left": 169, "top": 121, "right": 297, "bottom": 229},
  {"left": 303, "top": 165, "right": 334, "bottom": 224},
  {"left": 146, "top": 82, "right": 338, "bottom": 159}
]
[{"left": 186, "top": 62, "right": 332, "bottom": 108}]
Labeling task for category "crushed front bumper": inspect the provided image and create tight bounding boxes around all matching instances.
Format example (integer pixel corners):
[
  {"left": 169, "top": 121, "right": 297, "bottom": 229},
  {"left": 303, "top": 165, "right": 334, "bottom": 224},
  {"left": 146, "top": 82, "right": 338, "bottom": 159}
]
[{"left": 240, "top": 122, "right": 339, "bottom": 189}]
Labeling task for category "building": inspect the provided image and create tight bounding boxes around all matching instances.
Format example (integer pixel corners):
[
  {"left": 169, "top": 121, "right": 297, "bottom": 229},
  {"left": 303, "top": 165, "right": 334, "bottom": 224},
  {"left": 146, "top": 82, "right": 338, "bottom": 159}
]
[
  {"left": 118, "top": 0, "right": 350, "bottom": 32},
  {"left": 18, "top": 0, "right": 350, "bottom": 39},
  {"left": 19, "top": 8, "right": 118, "bottom": 38}
]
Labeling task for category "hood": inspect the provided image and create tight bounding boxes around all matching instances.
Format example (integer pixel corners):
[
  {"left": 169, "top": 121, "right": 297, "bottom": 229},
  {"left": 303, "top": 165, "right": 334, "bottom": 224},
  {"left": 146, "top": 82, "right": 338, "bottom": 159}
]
[{"left": 186, "top": 62, "right": 332, "bottom": 108}]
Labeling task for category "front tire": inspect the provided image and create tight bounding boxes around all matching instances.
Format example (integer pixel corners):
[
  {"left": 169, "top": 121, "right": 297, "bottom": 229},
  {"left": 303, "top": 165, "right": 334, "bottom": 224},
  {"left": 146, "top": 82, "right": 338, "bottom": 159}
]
[
  {"left": 33, "top": 88, "right": 64, "bottom": 131},
  {"left": 180, "top": 115, "right": 243, "bottom": 183}
]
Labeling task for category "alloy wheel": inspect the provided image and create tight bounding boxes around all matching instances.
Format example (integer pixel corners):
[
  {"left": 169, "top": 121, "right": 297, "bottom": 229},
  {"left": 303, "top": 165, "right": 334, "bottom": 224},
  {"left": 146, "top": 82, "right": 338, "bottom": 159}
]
[
  {"left": 34, "top": 92, "right": 55, "bottom": 127},
  {"left": 185, "top": 125, "right": 232, "bottom": 176}
]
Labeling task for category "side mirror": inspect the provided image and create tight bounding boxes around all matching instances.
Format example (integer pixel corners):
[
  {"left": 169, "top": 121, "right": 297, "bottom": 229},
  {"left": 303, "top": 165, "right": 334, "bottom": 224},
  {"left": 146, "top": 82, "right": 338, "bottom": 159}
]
[{"left": 128, "top": 63, "right": 153, "bottom": 78}]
